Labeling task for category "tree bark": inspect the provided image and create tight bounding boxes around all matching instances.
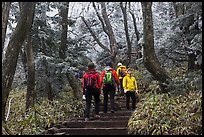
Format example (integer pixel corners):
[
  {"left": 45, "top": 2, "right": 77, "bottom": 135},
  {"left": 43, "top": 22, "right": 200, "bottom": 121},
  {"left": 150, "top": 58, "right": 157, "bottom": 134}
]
[
  {"left": 100, "top": 2, "right": 118, "bottom": 67},
  {"left": 20, "top": 48, "right": 28, "bottom": 80},
  {"left": 25, "top": 33, "right": 36, "bottom": 110},
  {"left": 173, "top": 2, "right": 185, "bottom": 18},
  {"left": 128, "top": 2, "right": 140, "bottom": 42},
  {"left": 42, "top": 58, "right": 53, "bottom": 101},
  {"left": 2, "top": 2, "right": 36, "bottom": 122},
  {"left": 141, "top": 2, "right": 171, "bottom": 91},
  {"left": 59, "top": 2, "right": 69, "bottom": 59},
  {"left": 120, "top": 2, "right": 132, "bottom": 66},
  {"left": 2, "top": 2, "right": 11, "bottom": 53}
]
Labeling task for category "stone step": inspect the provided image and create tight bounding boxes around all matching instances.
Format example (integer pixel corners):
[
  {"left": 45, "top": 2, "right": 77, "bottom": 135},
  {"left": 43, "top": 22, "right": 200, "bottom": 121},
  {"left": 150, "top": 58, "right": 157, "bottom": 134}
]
[
  {"left": 50, "top": 127, "right": 128, "bottom": 135},
  {"left": 99, "top": 105, "right": 127, "bottom": 111},
  {"left": 67, "top": 115, "right": 130, "bottom": 122},
  {"left": 99, "top": 110, "right": 133, "bottom": 117},
  {"left": 47, "top": 96, "right": 131, "bottom": 135},
  {"left": 58, "top": 120, "right": 128, "bottom": 128},
  {"left": 100, "top": 101, "right": 127, "bottom": 105}
]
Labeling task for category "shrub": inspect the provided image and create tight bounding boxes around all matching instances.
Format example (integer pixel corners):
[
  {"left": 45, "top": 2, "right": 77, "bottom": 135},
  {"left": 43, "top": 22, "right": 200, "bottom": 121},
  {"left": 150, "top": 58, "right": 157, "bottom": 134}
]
[
  {"left": 128, "top": 90, "right": 202, "bottom": 135},
  {"left": 5, "top": 89, "right": 84, "bottom": 135}
]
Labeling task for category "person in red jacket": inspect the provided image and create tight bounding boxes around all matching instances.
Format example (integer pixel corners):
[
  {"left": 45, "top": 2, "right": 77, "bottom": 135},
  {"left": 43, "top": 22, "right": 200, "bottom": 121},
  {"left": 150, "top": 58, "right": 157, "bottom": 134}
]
[
  {"left": 82, "top": 62, "right": 101, "bottom": 121},
  {"left": 100, "top": 61, "right": 120, "bottom": 113}
]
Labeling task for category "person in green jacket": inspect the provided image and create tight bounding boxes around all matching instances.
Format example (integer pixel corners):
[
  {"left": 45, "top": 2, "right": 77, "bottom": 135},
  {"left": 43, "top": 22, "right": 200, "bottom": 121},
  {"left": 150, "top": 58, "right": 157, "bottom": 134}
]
[{"left": 123, "top": 68, "right": 139, "bottom": 110}]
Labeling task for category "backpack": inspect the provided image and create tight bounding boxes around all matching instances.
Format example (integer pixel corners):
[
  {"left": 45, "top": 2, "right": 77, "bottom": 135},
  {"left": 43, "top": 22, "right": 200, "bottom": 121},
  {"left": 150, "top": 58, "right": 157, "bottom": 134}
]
[
  {"left": 103, "top": 70, "right": 114, "bottom": 85},
  {"left": 119, "top": 66, "right": 127, "bottom": 77},
  {"left": 85, "top": 72, "right": 97, "bottom": 88}
]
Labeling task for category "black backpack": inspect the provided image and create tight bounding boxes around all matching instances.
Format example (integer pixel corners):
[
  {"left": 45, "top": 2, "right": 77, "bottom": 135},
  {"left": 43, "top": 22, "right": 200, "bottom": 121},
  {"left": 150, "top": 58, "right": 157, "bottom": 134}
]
[{"left": 119, "top": 66, "right": 127, "bottom": 77}]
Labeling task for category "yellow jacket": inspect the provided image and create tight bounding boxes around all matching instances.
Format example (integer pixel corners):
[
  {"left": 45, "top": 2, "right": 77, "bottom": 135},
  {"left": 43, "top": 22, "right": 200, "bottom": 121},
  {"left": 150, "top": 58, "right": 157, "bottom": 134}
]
[
  {"left": 123, "top": 74, "right": 138, "bottom": 92},
  {"left": 116, "top": 65, "right": 127, "bottom": 80}
]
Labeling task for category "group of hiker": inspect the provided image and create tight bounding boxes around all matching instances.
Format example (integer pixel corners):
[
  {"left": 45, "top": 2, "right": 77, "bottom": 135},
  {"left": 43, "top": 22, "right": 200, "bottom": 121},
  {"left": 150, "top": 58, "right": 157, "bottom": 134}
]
[{"left": 82, "top": 61, "right": 139, "bottom": 121}]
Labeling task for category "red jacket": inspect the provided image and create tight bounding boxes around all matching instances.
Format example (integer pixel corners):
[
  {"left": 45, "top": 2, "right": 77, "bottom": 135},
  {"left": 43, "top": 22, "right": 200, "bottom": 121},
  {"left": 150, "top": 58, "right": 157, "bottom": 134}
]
[
  {"left": 100, "top": 67, "right": 120, "bottom": 87},
  {"left": 82, "top": 69, "right": 101, "bottom": 94}
]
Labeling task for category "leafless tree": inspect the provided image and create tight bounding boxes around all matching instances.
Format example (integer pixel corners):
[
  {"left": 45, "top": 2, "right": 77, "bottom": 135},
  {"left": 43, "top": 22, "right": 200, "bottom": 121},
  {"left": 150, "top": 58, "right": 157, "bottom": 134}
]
[
  {"left": 2, "top": 2, "right": 36, "bottom": 124},
  {"left": 2, "top": 2, "right": 11, "bottom": 53}
]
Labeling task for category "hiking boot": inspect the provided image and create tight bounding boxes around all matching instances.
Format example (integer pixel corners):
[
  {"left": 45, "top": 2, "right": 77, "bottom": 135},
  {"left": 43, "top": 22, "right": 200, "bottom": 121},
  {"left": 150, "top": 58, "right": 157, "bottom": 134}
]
[
  {"left": 111, "top": 110, "right": 115, "bottom": 113},
  {"left": 85, "top": 118, "right": 89, "bottom": 122},
  {"left": 95, "top": 115, "right": 100, "bottom": 119},
  {"left": 103, "top": 111, "right": 107, "bottom": 113}
]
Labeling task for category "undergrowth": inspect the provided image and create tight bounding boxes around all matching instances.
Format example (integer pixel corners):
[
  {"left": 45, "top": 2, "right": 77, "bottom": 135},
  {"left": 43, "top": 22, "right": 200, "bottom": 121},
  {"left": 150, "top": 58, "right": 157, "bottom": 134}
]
[
  {"left": 128, "top": 65, "right": 202, "bottom": 135},
  {"left": 128, "top": 90, "right": 202, "bottom": 135},
  {"left": 5, "top": 89, "right": 84, "bottom": 135}
]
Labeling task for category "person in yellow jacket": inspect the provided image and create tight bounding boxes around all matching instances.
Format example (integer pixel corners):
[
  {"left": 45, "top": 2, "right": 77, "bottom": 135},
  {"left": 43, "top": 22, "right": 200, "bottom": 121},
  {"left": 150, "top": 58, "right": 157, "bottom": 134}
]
[
  {"left": 116, "top": 62, "right": 127, "bottom": 96},
  {"left": 123, "top": 68, "right": 138, "bottom": 110}
]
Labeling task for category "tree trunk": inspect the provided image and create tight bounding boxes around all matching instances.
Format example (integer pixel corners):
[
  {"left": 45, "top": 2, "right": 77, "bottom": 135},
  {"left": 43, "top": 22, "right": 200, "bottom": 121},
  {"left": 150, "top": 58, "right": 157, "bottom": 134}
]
[
  {"left": 120, "top": 2, "right": 132, "bottom": 67},
  {"left": 100, "top": 2, "right": 118, "bottom": 67},
  {"left": 2, "top": 2, "right": 11, "bottom": 53},
  {"left": 59, "top": 2, "right": 69, "bottom": 59},
  {"left": 141, "top": 2, "right": 171, "bottom": 91},
  {"left": 173, "top": 2, "right": 185, "bottom": 18},
  {"left": 42, "top": 58, "right": 53, "bottom": 101},
  {"left": 66, "top": 71, "right": 82, "bottom": 99},
  {"left": 128, "top": 3, "right": 140, "bottom": 42},
  {"left": 25, "top": 33, "right": 36, "bottom": 110},
  {"left": 2, "top": 2, "right": 36, "bottom": 122},
  {"left": 20, "top": 48, "right": 28, "bottom": 80}
]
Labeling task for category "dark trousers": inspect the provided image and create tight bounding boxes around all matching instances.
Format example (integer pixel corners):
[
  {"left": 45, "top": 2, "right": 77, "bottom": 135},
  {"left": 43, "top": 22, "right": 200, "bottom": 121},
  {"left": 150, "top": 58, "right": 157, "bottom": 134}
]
[
  {"left": 119, "top": 79, "right": 124, "bottom": 95},
  {"left": 103, "top": 84, "right": 116, "bottom": 113},
  {"left": 84, "top": 88, "right": 100, "bottom": 118},
  {"left": 125, "top": 91, "right": 136, "bottom": 110}
]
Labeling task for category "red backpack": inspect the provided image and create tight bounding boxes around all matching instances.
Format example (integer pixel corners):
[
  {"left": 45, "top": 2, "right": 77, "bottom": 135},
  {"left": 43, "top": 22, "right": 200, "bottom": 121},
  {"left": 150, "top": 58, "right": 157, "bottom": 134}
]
[{"left": 85, "top": 71, "right": 98, "bottom": 88}]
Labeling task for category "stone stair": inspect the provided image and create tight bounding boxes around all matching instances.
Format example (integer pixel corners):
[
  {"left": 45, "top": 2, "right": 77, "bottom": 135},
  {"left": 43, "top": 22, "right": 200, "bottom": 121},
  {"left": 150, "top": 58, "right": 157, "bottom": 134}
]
[{"left": 47, "top": 95, "right": 134, "bottom": 135}]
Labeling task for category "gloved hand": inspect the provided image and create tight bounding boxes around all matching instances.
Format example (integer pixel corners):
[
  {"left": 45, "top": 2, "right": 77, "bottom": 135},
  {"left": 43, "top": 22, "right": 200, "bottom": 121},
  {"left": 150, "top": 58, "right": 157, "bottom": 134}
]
[
  {"left": 136, "top": 90, "right": 139, "bottom": 95},
  {"left": 124, "top": 89, "right": 127, "bottom": 93},
  {"left": 82, "top": 95, "right": 86, "bottom": 100}
]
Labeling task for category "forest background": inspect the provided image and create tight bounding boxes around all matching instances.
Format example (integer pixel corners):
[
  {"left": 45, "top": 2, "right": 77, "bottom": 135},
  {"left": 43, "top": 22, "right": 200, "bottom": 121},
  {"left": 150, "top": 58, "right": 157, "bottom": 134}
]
[{"left": 2, "top": 2, "right": 202, "bottom": 135}]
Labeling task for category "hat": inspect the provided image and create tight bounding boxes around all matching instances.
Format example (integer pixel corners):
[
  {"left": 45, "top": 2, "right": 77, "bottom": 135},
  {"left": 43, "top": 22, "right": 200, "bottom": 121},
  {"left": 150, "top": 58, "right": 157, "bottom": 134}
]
[
  {"left": 127, "top": 68, "right": 133, "bottom": 72},
  {"left": 117, "top": 62, "right": 122, "bottom": 66}
]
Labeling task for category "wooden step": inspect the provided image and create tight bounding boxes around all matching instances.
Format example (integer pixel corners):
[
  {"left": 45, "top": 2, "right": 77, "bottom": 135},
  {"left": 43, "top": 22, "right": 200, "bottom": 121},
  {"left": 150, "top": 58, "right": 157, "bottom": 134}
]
[
  {"left": 50, "top": 127, "right": 128, "bottom": 135},
  {"left": 60, "top": 120, "right": 128, "bottom": 128}
]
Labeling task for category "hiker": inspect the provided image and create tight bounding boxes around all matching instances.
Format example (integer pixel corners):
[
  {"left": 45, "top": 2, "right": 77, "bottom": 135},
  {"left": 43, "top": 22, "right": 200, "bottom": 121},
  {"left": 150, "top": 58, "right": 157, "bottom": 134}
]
[
  {"left": 116, "top": 62, "right": 127, "bottom": 96},
  {"left": 123, "top": 68, "right": 139, "bottom": 110},
  {"left": 100, "top": 61, "right": 120, "bottom": 113},
  {"left": 82, "top": 62, "right": 101, "bottom": 121}
]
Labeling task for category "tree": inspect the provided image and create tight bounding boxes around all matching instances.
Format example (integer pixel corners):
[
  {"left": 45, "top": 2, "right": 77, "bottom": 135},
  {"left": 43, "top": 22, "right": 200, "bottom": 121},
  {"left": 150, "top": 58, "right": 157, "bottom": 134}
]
[
  {"left": 173, "top": 2, "right": 184, "bottom": 18},
  {"left": 2, "top": 2, "right": 11, "bottom": 53},
  {"left": 120, "top": 2, "right": 132, "bottom": 66},
  {"left": 81, "top": 2, "right": 119, "bottom": 67},
  {"left": 2, "top": 2, "right": 36, "bottom": 123},
  {"left": 59, "top": 2, "right": 69, "bottom": 59},
  {"left": 128, "top": 2, "right": 140, "bottom": 42},
  {"left": 25, "top": 33, "right": 36, "bottom": 110},
  {"left": 141, "top": 2, "right": 171, "bottom": 91}
]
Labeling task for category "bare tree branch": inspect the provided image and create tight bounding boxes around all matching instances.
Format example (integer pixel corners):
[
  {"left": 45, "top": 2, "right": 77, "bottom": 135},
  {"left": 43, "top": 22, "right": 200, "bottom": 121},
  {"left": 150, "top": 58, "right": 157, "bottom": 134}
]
[{"left": 80, "top": 16, "right": 111, "bottom": 53}]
